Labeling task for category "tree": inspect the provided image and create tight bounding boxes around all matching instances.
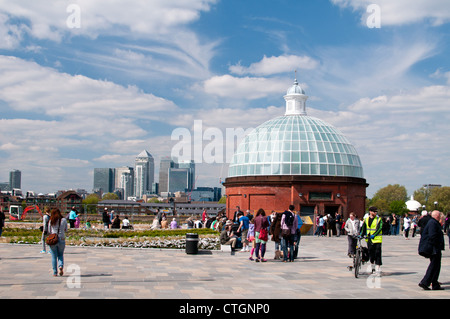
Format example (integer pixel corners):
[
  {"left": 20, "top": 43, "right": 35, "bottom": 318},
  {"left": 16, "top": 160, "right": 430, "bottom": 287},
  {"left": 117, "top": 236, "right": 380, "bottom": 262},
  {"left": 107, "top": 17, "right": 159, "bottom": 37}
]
[
  {"left": 413, "top": 186, "right": 450, "bottom": 213},
  {"left": 83, "top": 193, "right": 100, "bottom": 214},
  {"left": 369, "top": 184, "right": 408, "bottom": 214},
  {"left": 102, "top": 193, "right": 119, "bottom": 200},
  {"left": 389, "top": 200, "right": 408, "bottom": 216},
  {"left": 429, "top": 186, "right": 450, "bottom": 213}
]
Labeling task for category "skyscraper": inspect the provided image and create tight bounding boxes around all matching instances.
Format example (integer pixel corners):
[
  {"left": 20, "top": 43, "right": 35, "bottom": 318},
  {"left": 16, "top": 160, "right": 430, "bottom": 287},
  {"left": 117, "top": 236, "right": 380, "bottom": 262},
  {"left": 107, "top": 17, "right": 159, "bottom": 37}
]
[
  {"left": 168, "top": 168, "right": 189, "bottom": 193},
  {"left": 177, "top": 160, "right": 196, "bottom": 191},
  {"left": 93, "top": 168, "right": 114, "bottom": 194},
  {"left": 134, "top": 150, "right": 154, "bottom": 199},
  {"left": 158, "top": 156, "right": 175, "bottom": 194},
  {"left": 115, "top": 166, "right": 134, "bottom": 199},
  {"left": 9, "top": 169, "right": 21, "bottom": 190}
]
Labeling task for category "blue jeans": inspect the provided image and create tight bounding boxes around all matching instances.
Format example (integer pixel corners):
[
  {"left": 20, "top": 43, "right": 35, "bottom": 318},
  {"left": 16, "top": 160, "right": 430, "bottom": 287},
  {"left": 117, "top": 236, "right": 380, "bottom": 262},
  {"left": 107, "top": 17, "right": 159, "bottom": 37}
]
[
  {"left": 281, "top": 234, "right": 295, "bottom": 262},
  {"left": 49, "top": 240, "right": 65, "bottom": 275}
]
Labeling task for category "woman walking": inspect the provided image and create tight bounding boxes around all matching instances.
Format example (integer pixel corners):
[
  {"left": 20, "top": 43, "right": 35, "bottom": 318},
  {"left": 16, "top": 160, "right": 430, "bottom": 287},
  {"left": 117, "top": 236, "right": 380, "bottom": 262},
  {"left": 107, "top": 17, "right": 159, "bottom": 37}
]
[
  {"left": 254, "top": 208, "right": 269, "bottom": 262},
  {"left": 48, "top": 208, "right": 68, "bottom": 277}
]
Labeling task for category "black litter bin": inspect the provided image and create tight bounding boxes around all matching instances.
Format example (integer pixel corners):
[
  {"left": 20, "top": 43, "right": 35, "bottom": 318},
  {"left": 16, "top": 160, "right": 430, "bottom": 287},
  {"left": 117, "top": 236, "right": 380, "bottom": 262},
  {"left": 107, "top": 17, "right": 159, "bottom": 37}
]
[{"left": 185, "top": 233, "right": 199, "bottom": 254}]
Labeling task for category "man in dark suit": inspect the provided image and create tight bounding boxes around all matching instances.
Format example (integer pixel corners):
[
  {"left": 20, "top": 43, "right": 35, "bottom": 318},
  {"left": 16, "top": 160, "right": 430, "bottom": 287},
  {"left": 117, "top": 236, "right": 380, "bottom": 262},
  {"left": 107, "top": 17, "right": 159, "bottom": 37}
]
[{"left": 418, "top": 210, "right": 445, "bottom": 290}]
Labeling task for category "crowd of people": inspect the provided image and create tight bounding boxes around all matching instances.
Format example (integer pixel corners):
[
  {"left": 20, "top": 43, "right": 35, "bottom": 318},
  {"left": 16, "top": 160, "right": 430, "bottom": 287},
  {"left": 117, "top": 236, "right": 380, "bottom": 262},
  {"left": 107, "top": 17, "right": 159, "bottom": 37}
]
[
  {"left": 35, "top": 202, "right": 450, "bottom": 290},
  {"left": 216, "top": 205, "right": 304, "bottom": 263}
]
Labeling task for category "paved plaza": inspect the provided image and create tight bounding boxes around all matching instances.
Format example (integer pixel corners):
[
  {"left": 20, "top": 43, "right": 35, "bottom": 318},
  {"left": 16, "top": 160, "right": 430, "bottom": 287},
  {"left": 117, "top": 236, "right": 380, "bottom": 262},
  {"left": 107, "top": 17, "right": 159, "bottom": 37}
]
[{"left": 0, "top": 235, "right": 449, "bottom": 300}]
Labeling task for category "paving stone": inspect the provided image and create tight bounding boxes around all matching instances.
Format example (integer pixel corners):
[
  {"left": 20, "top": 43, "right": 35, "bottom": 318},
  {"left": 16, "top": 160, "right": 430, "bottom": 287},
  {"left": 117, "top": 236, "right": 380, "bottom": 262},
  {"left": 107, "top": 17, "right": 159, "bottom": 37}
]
[{"left": 0, "top": 235, "right": 448, "bottom": 300}]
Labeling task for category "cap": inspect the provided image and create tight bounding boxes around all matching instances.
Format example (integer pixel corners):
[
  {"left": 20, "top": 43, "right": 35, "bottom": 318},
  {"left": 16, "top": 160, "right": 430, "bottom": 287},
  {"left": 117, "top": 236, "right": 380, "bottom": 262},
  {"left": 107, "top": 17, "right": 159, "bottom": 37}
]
[{"left": 368, "top": 206, "right": 378, "bottom": 212}]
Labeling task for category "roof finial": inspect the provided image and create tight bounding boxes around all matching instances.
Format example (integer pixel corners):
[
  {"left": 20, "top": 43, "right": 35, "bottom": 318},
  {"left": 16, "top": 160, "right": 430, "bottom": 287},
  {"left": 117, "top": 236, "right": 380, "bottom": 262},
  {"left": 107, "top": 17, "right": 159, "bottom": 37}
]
[{"left": 294, "top": 69, "right": 298, "bottom": 84}]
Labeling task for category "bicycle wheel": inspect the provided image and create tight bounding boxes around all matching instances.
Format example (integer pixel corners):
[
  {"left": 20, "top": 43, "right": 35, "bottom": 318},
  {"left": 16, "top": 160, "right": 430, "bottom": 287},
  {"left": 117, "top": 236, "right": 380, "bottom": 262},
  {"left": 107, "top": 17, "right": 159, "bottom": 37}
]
[{"left": 354, "top": 249, "right": 361, "bottom": 278}]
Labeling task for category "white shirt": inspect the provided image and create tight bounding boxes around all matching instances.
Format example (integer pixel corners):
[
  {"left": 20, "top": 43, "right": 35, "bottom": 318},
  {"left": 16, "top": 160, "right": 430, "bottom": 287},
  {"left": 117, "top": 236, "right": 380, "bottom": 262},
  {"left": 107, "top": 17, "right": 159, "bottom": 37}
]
[{"left": 403, "top": 217, "right": 411, "bottom": 229}]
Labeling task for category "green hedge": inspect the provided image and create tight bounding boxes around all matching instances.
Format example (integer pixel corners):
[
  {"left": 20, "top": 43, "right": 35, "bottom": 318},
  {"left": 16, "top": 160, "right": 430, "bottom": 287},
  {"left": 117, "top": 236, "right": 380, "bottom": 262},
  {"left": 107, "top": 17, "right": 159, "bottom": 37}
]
[{"left": 1, "top": 227, "right": 218, "bottom": 240}]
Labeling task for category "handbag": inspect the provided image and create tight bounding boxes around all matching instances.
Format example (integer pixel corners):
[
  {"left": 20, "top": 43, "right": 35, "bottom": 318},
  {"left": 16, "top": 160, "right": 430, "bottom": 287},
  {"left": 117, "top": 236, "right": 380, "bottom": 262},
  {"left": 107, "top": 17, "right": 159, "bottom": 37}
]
[
  {"left": 258, "top": 228, "right": 268, "bottom": 241},
  {"left": 281, "top": 228, "right": 291, "bottom": 238},
  {"left": 46, "top": 219, "right": 60, "bottom": 245}
]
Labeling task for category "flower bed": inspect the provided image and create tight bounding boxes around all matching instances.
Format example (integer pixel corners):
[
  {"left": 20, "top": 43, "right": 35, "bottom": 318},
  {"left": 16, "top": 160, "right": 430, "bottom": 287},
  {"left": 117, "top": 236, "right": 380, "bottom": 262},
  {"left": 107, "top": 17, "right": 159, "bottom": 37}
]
[{"left": 0, "top": 226, "right": 220, "bottom": 250}]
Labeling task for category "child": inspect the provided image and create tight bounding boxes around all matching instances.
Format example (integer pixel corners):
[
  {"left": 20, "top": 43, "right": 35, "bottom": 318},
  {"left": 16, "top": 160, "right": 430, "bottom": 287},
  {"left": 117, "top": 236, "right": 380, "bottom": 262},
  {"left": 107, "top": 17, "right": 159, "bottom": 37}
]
[{"left": 247, "top": 218, "right": 256, "bottom": 261}]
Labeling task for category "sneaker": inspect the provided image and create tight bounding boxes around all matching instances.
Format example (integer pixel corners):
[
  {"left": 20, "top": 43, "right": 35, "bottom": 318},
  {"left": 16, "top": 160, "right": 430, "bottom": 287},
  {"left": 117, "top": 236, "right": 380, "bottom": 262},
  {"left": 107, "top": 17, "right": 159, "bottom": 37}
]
[
  {"left": 39, "top": 250, "right": 46, "bottom": 254},
  {"left": 248, "top": 257, "right": 254, "bottom": 261},
  {"left": 261, "top": 258, "right": 267, "bottom": 262}
]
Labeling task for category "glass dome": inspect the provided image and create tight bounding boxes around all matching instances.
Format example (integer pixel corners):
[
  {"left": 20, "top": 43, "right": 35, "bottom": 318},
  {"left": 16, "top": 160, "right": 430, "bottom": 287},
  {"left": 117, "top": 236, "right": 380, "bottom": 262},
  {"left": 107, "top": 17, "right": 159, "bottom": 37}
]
[{"left": 228, "top": 114, "right": 364, "bottom": 178}]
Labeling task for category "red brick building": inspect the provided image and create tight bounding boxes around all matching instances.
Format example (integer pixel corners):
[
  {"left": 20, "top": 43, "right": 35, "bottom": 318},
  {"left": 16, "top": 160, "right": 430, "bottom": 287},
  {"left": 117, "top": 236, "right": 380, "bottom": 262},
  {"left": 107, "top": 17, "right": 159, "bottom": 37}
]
[{"left": 224, "top": 78, "right": 368, "bottom": 223}]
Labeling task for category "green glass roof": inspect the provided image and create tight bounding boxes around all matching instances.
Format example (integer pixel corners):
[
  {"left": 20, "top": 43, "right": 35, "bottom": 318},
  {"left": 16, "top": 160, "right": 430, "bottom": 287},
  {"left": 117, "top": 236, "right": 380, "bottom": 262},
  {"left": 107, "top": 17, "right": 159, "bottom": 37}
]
[{"left": 228, "top": 114, "right": 364, "bottom": 178}]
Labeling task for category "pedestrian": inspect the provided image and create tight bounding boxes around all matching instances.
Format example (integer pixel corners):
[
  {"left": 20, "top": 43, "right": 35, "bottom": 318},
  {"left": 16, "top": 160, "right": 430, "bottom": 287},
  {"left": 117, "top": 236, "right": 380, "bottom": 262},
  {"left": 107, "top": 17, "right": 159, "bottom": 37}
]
[
  {"left": 270, "top": 211, "right": 283, "bottom": 260},
  {"left": 102, "top": 208, "right": 111, "bottom": 229},
  {"left": 335, "top": 212, "right": 342, "bottom": 237},
  {"left": 111, "top": 215, "right": 121, "bottom": 229},
  {"left": 326, "top": 214, "right": 335, "bottom": 237},
  {"left": 444, "top": 213, "right": 450, "bottom": 249},
  {"left": 418, "top": 210, "right": 445, "bottom": 290},
  {"left": 317, "top": 215, "right": 325, "bottom": 237},
  {"left": 247, "top": 217, "right": 256, "bottom": 261},
  {"left": 418, "top": 210, "right": 431, "bottom": 234},
  {"left": 40, "top": 207, "right": 51, "bottom": 253},
  {"left": 293, "top": 210, "right": 303, "bottom": 259},
  {"left": 403, "top": 214, "right": 411, "bottom": 240},
  {"left": 233, "top": 206, "right": 242, "bottom": 223},
  {"left": 170, "top": 218, "right": 178, "bottom": 229},
  {"left": 74, "top": 214, "right": 81, "bottom": 228},
  {"left": 220, "top": 221, "right": 237, "bottom": 251},
  {"left": 314, "top": 215, "right": 320, "bottom": 236},
  {"left": 360, "top": 206, "right": 383, "bottom": 276},
  {"left": 254, "top": 208, "right": 269, "bottom": 262},
  {"left": 411, "top": 215, "right": 418, "bottom": 237},
  {"left": 0, "top": 209, "right": 4, "bottom": 237},
  {"left": 68, "top": 206, "right": 78, "bottom": 228},
  {"left": 201, "top": 209, "right": 207, "bottom": 224},
  {"left": 390, "top": 213, "right": 398, "bottom": 235},
  {"left": 186, "top": 216, "right": 194, "bottom": 229},
  {"left": 237, "top": 211, "right": 250, "bottom": 252},
  {"left": 344, "top": 212, "right": 360, "bottom": 257},
  {"left": 122, "top": 216, "right": 131, "bottom": 229},
  {"left": 280, "top": 205, "right": 298, "bottom": 262},
  {"left": 47, "top": 208, "right": 68, "bottom": 277}
]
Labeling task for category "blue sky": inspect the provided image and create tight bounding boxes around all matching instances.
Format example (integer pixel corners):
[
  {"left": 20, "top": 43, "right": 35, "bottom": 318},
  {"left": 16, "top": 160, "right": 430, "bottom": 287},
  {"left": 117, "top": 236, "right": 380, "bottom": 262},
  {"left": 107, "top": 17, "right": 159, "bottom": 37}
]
[{"left": 0, "top": 0, "right": 449, "bottom": 198}]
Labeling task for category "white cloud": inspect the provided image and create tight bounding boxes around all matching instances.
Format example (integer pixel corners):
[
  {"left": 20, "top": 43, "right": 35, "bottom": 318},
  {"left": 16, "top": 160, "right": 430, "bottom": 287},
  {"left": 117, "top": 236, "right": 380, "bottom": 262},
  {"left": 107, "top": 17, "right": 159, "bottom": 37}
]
[
  {"left": 0, "top": 1, "right": 219, "bottom": 81},
  {"left": 0, "top": 55, "right": 183, "bottom": 192},
  {"left": 0, "top": 56, "right": 177, "bottom": 119},
  {"left": 315, "top": 85, "right": 450, "bottom": 196},
  {"left": 201, "top": 75, "right": 290, "bottom": 100},
  {"left": 307, "top": 37, "right": 438, "bottom": 105},
  {"left": 0, "top": 12, "right": 27, "bottom": 49},
  {"left": 229, "top": 54, "right": 318, "bottom": 76},
  {"left": 331, "top": 0, "right": 450, "bottom": 26},
  {"left": 0, "top": 0, "right": 217, "bottom": 40}
]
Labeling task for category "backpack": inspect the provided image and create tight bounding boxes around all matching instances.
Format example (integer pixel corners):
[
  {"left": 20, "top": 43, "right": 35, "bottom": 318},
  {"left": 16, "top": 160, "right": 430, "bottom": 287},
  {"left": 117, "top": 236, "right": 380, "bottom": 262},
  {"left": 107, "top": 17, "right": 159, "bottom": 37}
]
[{"left": 283, "top": 211, "right": 295, "bottom": 226}]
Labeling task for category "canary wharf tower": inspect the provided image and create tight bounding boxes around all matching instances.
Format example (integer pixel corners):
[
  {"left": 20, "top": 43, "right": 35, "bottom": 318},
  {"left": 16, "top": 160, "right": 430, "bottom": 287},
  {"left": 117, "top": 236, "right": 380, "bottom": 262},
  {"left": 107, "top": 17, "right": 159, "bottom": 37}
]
[
  {"left": 224, "top": 78, "right": 368, "bottom": 220},
  {"left": 134, "top": 150, "right": 154, "bottom": 199}
]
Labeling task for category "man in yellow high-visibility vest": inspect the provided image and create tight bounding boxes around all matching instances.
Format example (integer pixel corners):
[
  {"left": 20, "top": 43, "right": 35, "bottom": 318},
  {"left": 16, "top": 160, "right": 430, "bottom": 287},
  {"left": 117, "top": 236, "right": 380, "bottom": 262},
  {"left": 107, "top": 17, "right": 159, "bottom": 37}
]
[{"left": 360, "top": 206, "right": 383, "bottom": 276}]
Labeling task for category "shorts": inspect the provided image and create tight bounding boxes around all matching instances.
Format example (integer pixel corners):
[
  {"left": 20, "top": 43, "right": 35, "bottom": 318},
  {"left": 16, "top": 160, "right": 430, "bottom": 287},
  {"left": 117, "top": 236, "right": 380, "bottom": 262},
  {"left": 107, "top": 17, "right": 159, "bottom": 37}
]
[{"left": 241, "top": 229, "right": 249, "bottom": 244}]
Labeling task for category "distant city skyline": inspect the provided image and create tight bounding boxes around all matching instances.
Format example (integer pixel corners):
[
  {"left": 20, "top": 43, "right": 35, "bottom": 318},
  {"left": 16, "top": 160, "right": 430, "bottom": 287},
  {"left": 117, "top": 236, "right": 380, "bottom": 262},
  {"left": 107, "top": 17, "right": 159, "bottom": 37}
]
[
  {"left": 0, "top": 1, "right": 449, "bottom": 197},
  {"left": 91, "top": 150, "right": 197, "bottom": 199}
]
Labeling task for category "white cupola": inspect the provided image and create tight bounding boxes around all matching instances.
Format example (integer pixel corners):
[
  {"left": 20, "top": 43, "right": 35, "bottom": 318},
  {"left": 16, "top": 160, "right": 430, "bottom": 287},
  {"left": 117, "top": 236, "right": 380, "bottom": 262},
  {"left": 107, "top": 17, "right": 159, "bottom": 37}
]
[{"left": 284, "top": 76, "right": 308, "bottom": 116}]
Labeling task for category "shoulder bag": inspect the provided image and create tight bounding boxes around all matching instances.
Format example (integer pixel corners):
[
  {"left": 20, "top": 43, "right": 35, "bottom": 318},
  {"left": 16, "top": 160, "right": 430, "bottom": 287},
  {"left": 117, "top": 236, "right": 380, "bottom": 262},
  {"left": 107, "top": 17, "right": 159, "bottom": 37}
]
[{"left": 46, "top": 219, "right": 61, "bottom": 245}]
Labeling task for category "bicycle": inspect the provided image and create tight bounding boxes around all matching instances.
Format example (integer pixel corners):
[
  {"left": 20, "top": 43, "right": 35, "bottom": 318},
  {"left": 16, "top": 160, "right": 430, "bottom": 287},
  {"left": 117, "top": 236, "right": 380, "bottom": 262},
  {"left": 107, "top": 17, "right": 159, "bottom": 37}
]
[{"left": 347, "top": 235, "right": 367, "bottom": 278}]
